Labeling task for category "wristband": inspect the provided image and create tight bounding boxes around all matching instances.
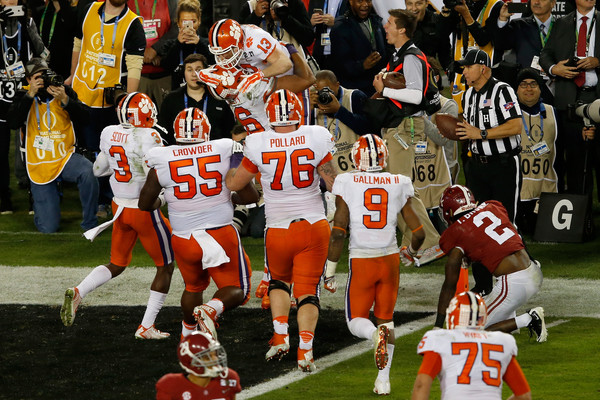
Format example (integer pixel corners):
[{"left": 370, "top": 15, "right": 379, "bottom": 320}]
[
  {"left": 325, "top": 260, "right": 337, "bottom": 277},
  {"left": 407, "top": 245, "right": 418, "bottom": 257}
]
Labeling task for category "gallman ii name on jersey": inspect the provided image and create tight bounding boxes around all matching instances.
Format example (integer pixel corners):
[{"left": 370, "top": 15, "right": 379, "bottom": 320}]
[
  {"left": 270, "top": 136, "right": 306, "bottom": 147},
  {"left": 172, "top": 143, "right": 214, "bottom": 156},
  {"left": 353, "top": 175, "right": 401, "bottom": 185}
]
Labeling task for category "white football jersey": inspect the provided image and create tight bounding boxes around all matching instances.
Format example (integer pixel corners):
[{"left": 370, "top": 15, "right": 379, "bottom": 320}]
[
  {"left": 145, "top": 139, "right": 235, "bottom": 236},
  {"left": 332, "top": 171, "right": 413, "bottom": 258},
  {"left": 99, "top": 125, "right": 163, "bottom": 200},
  {"left": 229, "top": 78, "right": 274, "bottom": 135},
  {"left": 417, "top": 329, "right": 518, "bottom": 400},
  {"left": 240, "top": 24, "right": 292, "bottom": 76},
  {"left": 243, "top": 125, "right": 334, "bottom": 227}
]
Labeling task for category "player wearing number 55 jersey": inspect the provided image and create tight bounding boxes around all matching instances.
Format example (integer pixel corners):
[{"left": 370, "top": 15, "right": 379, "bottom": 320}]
[
  {"left": 325, "top": 134, "right": 425, "bottom": 396},
  {"left": 61, "top": 93, "right": 175, "bottom": 340},
  {"left": 434, "top": 185, "right": 547, "bottom": 343},
  {"left": 140, "top": 107, "right": 259, "bottom": 341},
  {"left": 226, "top": 89, "right": 338, "bottom": 372},
  {"left": 412, "top": 291, "right": 532, "bottom": 400}
]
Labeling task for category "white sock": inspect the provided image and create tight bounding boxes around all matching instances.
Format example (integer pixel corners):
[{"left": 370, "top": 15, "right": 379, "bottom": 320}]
[
  {"left": 299, "top": 331, "right": 314, "bottom": 350},
  {"left": 76, "top": 265, "right": 112, "bottom": 298},
  {"left": 347, "top": 317, "right": 377, "bottom": 340},
  {"left": 273, "top": 318, "right": 289, "bottom": 335},
  {"left": 377, "top": 344, "right": 395, "bottom": 381},
  {"left": 181, "top": 321, "right": 197, "bottom": 338},
  {"left": 140, "top": 290, "right": 167, "bottom": 328},
  {"left": 205, "top": 298, "right": 224, "bottom": 317},
  {"left": 515, "top": 313, "right": 533, "bottom": 329}
]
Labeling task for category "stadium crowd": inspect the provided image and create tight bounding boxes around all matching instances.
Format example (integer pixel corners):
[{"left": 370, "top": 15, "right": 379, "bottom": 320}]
[{"left": 0, "top": 0, "right": 597, "bottom": 397}]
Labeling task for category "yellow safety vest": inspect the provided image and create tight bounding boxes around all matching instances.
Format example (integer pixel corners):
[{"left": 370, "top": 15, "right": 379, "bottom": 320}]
[
  {"left": 72, "top": 2, "right": 140, "bottom": 108},
  {"left": 25, "top": 97, "right": 76, "bottom": 184}
]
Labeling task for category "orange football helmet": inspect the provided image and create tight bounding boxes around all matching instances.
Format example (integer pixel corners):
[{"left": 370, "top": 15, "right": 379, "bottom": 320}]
[
  {"left": 208, "top": 19, "right": 245, "bottom": 69},
  {"left": 351, "top": 134, "right": 389, "bottom": 172},
  {"left": 178, "top": 331, "right": 228, "bottom": 377},
  {"left": 439, "top": 184, "right": 477, "bottom": 225},
  {"left": 174, "top": 107, "right": 211, "bottom": 144},
  {"left": 446, "top": 291, "right": 488, "bottom": 330},
  {"left": 265, "top": 89, "right": 303, "bottom": 127},
  {"left": 117, "top": 92, "right": 157, "bottom": 128}
]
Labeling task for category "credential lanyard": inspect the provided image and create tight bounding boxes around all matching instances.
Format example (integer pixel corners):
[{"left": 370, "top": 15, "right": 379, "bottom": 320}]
[
  {"left": 538, "top": 17, "right": 553, "bottom": 47},
  {"left": 134, "top": 0, "right": 157, "bottom": 22},
  {"left": 40, "top": 4, "right": 58, "bottom": 45},
  {"left": 101, "top": 9, "right": 121, "bottom": 50},
  {"left": 521, "top": 106, "right": 544, "bottom": 142},
  {"left": 184, "top": 92, "right": 208, "bottom": 114},
  {"left": 34, "top": 98, "right": 52, "bottom": 132},
  {"left": 2, "top": 23, "right": 22, "bottom": 66}
]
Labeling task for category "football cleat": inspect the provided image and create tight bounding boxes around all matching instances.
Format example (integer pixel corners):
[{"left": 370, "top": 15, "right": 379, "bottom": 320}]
[
  {"left": 193, "top": 305, "right": 218, "bottom": 341},
  {"left": 265, "top": 333, "right": 290, "bottom": 361},
  {"left": 297, "top": 348, "right": 316, "bottom": 372},
  {"left": 60, "top": 287, "right": 81, "bottom": 327},
  {"left": 418, "top": 245, "right": 445, "bottom": 266},
  {"left": 373, "top": 378, "right": 391, "bottom": 395},
  {"left": 135, "top": 324, "right": 170, "bottom": 339},
  {"left": 373, "top": 325, "right": 390, "bottom": 370},
  {"left": 527, "top": 307, "right": 547, "bottom": 343},
  {"left": 255, "top": 280, "right": 269, "bottom": 298}
]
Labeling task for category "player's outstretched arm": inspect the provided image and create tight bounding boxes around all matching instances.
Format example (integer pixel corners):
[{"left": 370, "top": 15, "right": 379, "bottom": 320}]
[
  {"left": 139, "top": 169, "right": 163, "bottom": 211},
  {"left": 435, "top": 248, "right": 463, "bottom": 327},
  {"left": 317, "top": 160, "right": 337, "bottom": 192},
  {"left": 262, "top": 46, "right": 293, "bottom": 78},
  {"left": 324, "top": 196, "right": 349, "bottom": 293},
  {"left": 275, "top": 49, "right": 316, "bottom": 93}
]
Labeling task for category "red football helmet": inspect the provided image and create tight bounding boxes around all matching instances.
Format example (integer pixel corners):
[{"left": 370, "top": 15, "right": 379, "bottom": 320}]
[
  {"left": 208, "top": 19, "right": 245, "bottom": 68},
  {"left": 201, "top": 65, "right": 245, "bottom": 102},
  {"left": 117, "top": 92, "right": 157, "bottom": 128},
  {"left": 439, "top": 184, "right": 477, "bottom": 225},
  {"left": 178, "top": 331, "right": 228, "bottom": 377},
  {"left": 351, "top": 134, "right": 389, "bottom": 172},
  {"left": 174, "top": 107, "right": 211, "bottom": 144},
  {"left": 265, "top": 89, "right": 303, "bottom": 127},
  {"left": 446, "top": 291, "right": 488, "bottom": 330}
]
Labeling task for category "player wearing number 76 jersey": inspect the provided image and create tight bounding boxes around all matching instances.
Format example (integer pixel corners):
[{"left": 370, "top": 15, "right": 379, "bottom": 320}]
[
  {"left": 434, "top": 185, "right": 547, "bottom": 343},
  {"left": 325, "top": 134, "right": 425, "bottom": 396},
  {"left": 412, "top": 291, "right": 532, "bottom": 400}
]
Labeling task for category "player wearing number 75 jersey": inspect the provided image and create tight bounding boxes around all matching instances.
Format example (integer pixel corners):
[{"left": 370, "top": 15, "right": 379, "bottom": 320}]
[
  {"left": 325, "top": 134, "right": 425, "bottom": 396},
  {"left": 226, "top": 89, "right": 338, "bottom": 373},
  {"left": 434, "top": 185, "right": 547, "bottom": 343},
  {"left": 412, "top": 291, "right": 532, "bottom": 400},
  {"left": 61, "top": 93, "right": 175, "bottom": 340}
]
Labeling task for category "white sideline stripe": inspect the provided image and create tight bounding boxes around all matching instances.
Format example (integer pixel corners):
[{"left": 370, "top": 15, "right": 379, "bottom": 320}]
[
  {"left": 546, "top": 319, "right": 569, "bottom": 329},
  {"left": 237, "top": 317, "right": 432, "bottom": 400}
]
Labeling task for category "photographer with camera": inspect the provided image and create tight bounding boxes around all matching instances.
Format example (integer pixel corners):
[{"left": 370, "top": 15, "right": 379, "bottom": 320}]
[
  {"left": 8, "top": 58, "right": 97, "bottom": 233},
  {"left": 540, "top": 0, "right": 600, "bottom": 196}
]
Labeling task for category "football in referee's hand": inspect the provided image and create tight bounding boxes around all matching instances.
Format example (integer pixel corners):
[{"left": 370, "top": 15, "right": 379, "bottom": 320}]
[
  {"left": 435, "top": 113, "right": 461, "bottom": 141},
  {"left": 382, "top": 72, "right": 406, "bottom": 89}
]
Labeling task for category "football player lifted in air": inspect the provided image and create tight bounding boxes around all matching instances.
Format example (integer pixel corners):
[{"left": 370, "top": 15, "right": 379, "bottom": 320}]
[
  {"left": 434, "top": 185, "right": 547, "bottom": 342},
  {"left": 412, "top": 291, "right": 532, "bottom": 400},
  {"left": 156, "top": 331, "right": 241, "bottom": 399},
  {"left": 139, "top": 108, "right": 259, "bottom": 340},
  {"left": 226, "top": 89, "right": 337, "bottom": 372},
  {"left": 60, "top": 92, "right": 175, "bottom": 339},
  {"left": 325, "top": 134, "right": 425, "bottom": 395}
]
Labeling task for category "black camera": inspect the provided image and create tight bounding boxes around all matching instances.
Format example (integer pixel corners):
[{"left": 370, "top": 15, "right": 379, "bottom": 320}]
[
  {"left": 41, "top": 69, "right": 64, "bottom": 88},
  {"left": 104, "top": 84, "right": 127, "bottom": 106},
  {"left": 317, "top": 87, "right": 335, "bottom": 105},
  {"left": 443, "top": 0, "right": 473, "bottom": 9},
  {"left": 270, "top": 0, "right": 289, "bottom": 19}
]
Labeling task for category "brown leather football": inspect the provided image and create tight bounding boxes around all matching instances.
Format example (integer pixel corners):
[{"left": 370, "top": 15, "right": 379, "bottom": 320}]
[
  {"left": 382, "top": 72, "right": 406, "bottom": 89},
  {"left": 434, "top": 113, "right": 461, "bottom": 141}
]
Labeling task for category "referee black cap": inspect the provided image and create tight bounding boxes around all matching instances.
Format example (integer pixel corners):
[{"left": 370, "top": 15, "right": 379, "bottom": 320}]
[
  {"left": 516, "top": 67, "right": 543, "bottom": 88},
  {"left": 457, "top": 49, "right": 491, "bottom": 68}
]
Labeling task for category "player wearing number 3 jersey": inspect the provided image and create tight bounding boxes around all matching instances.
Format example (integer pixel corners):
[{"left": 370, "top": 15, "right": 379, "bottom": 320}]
[
  {"left": 434, "top": 185, "right": 547, "bottom": 343},
  {"left": 226, "top": 89, "right": 337, "bottom": 372},
  {"left": 412, "top": 291, "right": 532, "bottom": 400},
  {"left": 325, "top": 134, "right": 425, "bottom": 396}
]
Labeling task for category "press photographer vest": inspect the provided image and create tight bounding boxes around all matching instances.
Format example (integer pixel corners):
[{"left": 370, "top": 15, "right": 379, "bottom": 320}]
[
  {"left": 519, "top": 103, "right": 557, "bottom": 201},
  {"left": 314, "top": 88, "right": 358, "bottom": 174},
  {"left": 73, "top": 2, "right": 140, "bottom": 108},
  {"left": 25, "top": 97, "right": 75, "bottom": 184},
  {"left": 452, "top": 0, "right": 501, "bottom": 113}
]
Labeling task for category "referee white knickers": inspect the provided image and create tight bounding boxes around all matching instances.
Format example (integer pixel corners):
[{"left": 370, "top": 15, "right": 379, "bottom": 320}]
[{"left": 484, "top": 261, "right": 543, "bottom": 327}]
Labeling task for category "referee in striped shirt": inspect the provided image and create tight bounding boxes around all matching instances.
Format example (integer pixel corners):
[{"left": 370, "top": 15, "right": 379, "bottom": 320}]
[{"left": 455, "top": 49, "right": 523, "bottom": 295}]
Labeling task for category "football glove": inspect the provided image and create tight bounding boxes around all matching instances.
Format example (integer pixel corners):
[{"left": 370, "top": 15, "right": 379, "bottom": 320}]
[
  {"left": 400, "top": 245, "right": 420, "bottom": 267},
  {"left": 196, "top": 68, "right": 220, "bottom": 88},
  {"left": 238, "top": 71, "right": 265, "bottom": 99},
  {"left": 323, "top": 260, "right": 337, "bottom": 293}
]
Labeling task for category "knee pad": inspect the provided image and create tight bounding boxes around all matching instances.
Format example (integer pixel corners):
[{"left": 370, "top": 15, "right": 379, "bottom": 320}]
[
  {"left": 297, "top": 295, "right": 320, "bottom": 312},
  {"left": 268, "top": 279, "right": 291, "bottom": 296}
]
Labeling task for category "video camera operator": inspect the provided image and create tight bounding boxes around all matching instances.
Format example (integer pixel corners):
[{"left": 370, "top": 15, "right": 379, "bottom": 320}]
[{"left": 8, "top": 58, "right": 97, "bottom": 233}]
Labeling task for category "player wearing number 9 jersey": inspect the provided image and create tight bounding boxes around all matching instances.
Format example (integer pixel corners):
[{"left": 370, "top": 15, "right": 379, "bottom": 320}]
[
  {"left": 61, "top": 93, "right": 175, "bottom": 340},
  {"left": 412, "top": 291, "right": 532, "bottom": 400},
  {"left": 140, "top": 107, "right": 259, "bottom": 341},
  {"left": 434, "top": 185, "right": 547, "bottom": 343},
  {"left": 325, "top": 134, "right": 425, "bottom": 396},
  {"left": 226, "top": 89, "right": 337, "bottom": 372}
]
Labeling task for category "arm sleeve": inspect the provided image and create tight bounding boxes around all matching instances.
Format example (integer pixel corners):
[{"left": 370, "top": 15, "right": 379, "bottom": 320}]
[
  {"left": 125, "top": 54, "right": 144, "bottom": 80},
  {"left": 417, "top": 351, "right": 443, "bottom": 379},
  {"left": 504, "top": 357, "right": 531, "bottom": 396},
  {"left": 240, "top": 156, "right": 259, "bottom": 173},
  {"left": 73, "top": 37, "right": 82, "bottom": 52},
  {"left": 382, "top": 55, "right": 423, "bottom": 104}
]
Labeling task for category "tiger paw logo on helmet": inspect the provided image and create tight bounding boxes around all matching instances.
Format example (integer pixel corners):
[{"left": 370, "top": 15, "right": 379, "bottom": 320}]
[{"left": 229, "top": 22, "right": 242, "bottom": 41}]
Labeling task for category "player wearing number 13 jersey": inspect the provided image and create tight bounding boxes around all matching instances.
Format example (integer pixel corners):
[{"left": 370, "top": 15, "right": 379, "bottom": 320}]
[
  {"left": 226, "top": 89, "right": 337, "bottom": 372},
  {"left": 325, "top": 134, "right": 425, "bottom": 396},
  {"left": 412, "top": 291, "right": 532, "bottom": 400},
  {"left": 434, "top": 185, "right": 547, "bottom": 343}
]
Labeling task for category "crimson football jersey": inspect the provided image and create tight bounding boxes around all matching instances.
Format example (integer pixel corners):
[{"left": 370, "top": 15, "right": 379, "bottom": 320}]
[
  {"left": 156, "top": 369, "right": 241, "bottom": 399},
  {"left": 439, "top": 201, "right": 524, "bottom": 272}
]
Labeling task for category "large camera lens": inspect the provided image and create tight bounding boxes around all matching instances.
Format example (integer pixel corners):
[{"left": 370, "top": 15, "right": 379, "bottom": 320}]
[{"left": 317, "top": 87, "right": 334, "bottom": 105}]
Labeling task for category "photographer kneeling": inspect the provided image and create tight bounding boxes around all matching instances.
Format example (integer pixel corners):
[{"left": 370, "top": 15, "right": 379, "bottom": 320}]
[{"left": 9, "top": 58, "right": 97, "bottom": 233}]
